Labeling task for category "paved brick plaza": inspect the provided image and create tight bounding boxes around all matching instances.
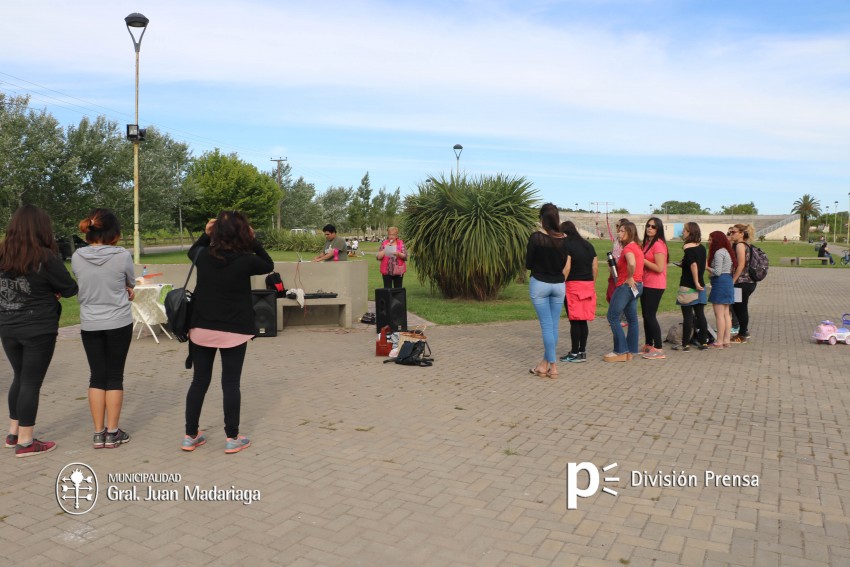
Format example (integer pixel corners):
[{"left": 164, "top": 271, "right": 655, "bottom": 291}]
[{"left": 1, "top": 267, "right": 848, "bottom": 566}]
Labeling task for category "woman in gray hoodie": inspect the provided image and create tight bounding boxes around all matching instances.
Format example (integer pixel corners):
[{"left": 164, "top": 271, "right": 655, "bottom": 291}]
[{"left": 72, "top": 209, "right": 136, "bottom": 449}]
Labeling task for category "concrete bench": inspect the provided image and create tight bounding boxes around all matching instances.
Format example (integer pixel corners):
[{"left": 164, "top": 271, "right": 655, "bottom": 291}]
[
  {"left": 276, "top": 296, "right": 352, "bottom": 329},
  {"left": 790, "top": 256, "right": 829, "bottom": 265}
]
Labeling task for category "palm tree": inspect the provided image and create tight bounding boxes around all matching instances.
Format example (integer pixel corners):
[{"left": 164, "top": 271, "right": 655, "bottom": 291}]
[
  {"left": 791, "top": 194, "right": 821, "bottom": 240},
  {"left": 402, "top": 174, "right": 538, "bottom": 300}
]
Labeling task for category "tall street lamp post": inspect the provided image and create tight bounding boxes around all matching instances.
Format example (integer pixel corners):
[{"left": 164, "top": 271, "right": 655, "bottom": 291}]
[
  {"left": 824, "top": 205, "right": 829, "bottom": 239},
  {"left": 453, "top": 144, "right": 463, "bottom": 178},
  {"left": 125, "top": 12, "right": 149, "bottom": 265},
  {"left": 847, "top": 192, "right": 850, "bottom": 245},
  {"left": 834, "top": 200, "right": 839, "bottom": 241}
]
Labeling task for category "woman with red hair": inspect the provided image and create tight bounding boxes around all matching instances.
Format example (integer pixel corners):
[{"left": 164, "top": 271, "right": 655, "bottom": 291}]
[{"left": 706, "top": 231, "right": 736, "bottom": 348}]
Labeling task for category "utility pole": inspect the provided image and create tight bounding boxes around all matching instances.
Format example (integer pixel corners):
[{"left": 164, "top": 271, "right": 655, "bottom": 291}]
[{"left": 270, "top": 157, "right": 288, "bottom": 230}]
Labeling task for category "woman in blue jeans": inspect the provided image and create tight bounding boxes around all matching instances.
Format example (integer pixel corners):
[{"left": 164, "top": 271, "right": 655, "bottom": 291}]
[
  {"left": 525, "top": 203, "right": 569, "bottom": 378},
  {"left": 605, "top": 221, "right": 644, "bottom": 362}
]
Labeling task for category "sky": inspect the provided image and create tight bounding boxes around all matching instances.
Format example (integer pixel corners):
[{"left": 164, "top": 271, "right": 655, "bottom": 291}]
[{"left": 1, "top": 0, "right": 849, "bottom": 216}]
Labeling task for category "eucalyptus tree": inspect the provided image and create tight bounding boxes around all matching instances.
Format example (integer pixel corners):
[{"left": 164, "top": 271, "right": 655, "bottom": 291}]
[
  {"left": 402, "top": 174, "right": 538, "bottom": 300},
  {"left": 281, "top": 176, "right": 321, "bottom": 229},
  {"left": 348, "top": 172, "right": 372, "bottom": 236},
  {"left": 316, "top": 185, "right": 353, "bottom": 231},
  {"left": 0, "top": 93, "right": 65, "bottom": 226}
]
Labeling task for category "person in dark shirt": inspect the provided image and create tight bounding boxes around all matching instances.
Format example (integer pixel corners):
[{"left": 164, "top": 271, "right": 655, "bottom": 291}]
[
  {"left": 182, "top": 211, "right": 274, "bottom": 454},
  {"left": 558, "top": 221, "right": 597, "bottom": 363},
  {"left": 0, "top": 205, "right": 78, "bottom": 457},
  {"left": 525, "top": 203, "right": 568, "bottom": 378},
  {"left": 674, "top": 222, "right": 708, "bottom": 351}
]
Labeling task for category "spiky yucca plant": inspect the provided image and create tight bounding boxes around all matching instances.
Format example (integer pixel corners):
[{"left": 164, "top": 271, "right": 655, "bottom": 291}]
[{"left": 402, "top": 174, "right": 538, "bottom": 300}]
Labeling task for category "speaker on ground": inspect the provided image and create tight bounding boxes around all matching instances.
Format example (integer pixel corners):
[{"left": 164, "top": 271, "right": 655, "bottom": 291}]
[
  {"left": 251, "top": 289, "right": 277, "bottom": 337},
  {"left": 375, "top": 287, "right": 407, "bottom": 332}
]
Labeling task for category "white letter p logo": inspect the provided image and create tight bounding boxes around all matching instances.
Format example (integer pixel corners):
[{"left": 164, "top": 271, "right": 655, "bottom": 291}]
[
  {"left": 566, "top": 462, "right": 618, "bottom": 509},
  {"left": 567, "top": 462, "right": 599, "bottom": 509}
]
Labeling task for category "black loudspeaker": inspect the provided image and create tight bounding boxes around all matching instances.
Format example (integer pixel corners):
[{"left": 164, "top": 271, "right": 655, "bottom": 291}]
[
  {"left": 375, "top": 288, "right": 407, "bottom": 333},
  {"left": 251, "top": 290, "right": 277, "bottom": 337}
]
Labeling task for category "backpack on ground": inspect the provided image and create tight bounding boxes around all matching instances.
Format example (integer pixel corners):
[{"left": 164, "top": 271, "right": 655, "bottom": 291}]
[
  {"left": 665, "top": 323, "right": 683, "bottom": 345},
  {"left": 384, "top": 339, "right": 433, "bottom": 367},
  {"left": 747, "top": 244, "right": 769, "bottom": 282},
  {"left": 265, "top": 272, "right": 286, "bottom": 297}
]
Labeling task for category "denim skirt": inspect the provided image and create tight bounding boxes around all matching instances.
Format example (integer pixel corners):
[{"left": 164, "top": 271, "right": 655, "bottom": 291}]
[{"left": 708, "top": 273, "right": 734, "bottom": 304}]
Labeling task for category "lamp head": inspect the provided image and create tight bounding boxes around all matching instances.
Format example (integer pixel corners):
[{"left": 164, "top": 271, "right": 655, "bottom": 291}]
[
  {"left": 453, "top": 144, "right": 463, "bottom": 159},
  {"left": 125, "top": 13, "right": 149, "bottom": 52},
  {"left": 125, "top": 13, "right": 149, "bottom": 28}
]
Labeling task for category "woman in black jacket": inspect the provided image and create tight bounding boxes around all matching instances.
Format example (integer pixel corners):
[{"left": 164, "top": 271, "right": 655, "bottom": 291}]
[
  {"left": 182, "top": 211, "right": 274, "bottom": 454},
  {"left": 0, "top": 205, "right": 78, "bottom": 457}
]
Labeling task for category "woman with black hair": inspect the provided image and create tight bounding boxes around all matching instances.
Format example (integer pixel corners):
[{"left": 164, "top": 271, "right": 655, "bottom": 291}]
[
  {"left": 182, "top": 211, "right": 274, "bottom": 454},
  {"left": 0, "top": 205, "right": 78, "bottom": 457},
  {"left": 72, "top": 208, "right": 136, "bottom": 449},
  {"left": 559, "top": 221, "right": 597, "bottom": 363},
  {"left": 526, "top": 203, "right": 568, "bottom": 378},
  {"left": 640, "top": 217, "right": 668, "bottom": 359}
]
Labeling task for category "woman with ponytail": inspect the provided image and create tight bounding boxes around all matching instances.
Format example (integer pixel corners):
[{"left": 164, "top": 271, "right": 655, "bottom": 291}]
[{"left": 72, "top": 209, "right": 136, "bottom": 449}]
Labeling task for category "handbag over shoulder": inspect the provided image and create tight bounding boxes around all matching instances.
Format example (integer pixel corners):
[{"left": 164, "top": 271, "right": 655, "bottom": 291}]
[{"left": 164, "top": 248, "right": 202, "bottom": 343}]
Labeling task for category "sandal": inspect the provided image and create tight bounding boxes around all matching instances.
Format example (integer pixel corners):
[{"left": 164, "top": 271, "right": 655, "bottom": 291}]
[{"left": 529, "top": 368, "right": 548, "bottom": 377}]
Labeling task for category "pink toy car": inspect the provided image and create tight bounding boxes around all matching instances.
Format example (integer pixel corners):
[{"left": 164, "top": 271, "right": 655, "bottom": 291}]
[{"left": 812, "top": 317, "right": 850, "bottom": 345}]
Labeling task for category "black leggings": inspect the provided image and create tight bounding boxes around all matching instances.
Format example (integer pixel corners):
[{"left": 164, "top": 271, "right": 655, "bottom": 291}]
[
  {"left": 681, "top": 305, "right": 707, "bottom": 346},
  {"left": 4, "top": 334, "right": 57, "bottom": 427},
  {"left": 732, "top": 282, "right": 756, "bottom": 336},
  {"left": 640, "top": 287, "right": 665, "bottom": 348},
  {"left": 185, "top": 341, "right": 248, "bottom": 439},
  {"left": 563, "top": 297, "right": 589, "bottom": 354},
  {"left": 570, "top": 321, "right": 589, "bottom": 353},
  {"left": 81, "top": 324, "right": 133, "bottom": 390},
  {"left": 382, "top": 275, "right": 403, "bottom": 289}
]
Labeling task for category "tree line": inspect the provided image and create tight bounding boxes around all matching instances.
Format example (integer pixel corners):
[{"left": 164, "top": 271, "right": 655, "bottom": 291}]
[{"left": 0, "top": 93, "right": 401, "bottom": 239}]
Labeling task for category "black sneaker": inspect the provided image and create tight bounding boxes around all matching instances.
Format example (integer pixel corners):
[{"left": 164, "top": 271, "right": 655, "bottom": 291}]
[
  {"left": 672, "top": 344, "right": 690, "bottom": 352},
  {"left": 572, "top": 352, "right": 587, "bottom": 363},
  {"left": 559, "top": 352, "right": 577, "bottom": 362},
  {"left": 698, "top": 343, "right": 710, "bottom": 350},
  {"left": 104, "top": 429, "right": 130, "bottom": 448},
  {"left": 93, "top": 429, "right": 106, "bottom": 449}
]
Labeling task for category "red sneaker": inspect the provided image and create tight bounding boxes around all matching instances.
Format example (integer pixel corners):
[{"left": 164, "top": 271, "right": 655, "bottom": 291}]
[{"left": 15, "top": 439, "right": 56, "bottom": 458}]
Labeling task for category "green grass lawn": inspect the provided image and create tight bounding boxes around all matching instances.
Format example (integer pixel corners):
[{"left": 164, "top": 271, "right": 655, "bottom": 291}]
[{"left": 57, "top": 238, "right": 847, "bottom": 328}]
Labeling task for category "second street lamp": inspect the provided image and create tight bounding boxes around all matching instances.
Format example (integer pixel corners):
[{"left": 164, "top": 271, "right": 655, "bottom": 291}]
[
  {"left": 834, "top": 200, "right": 839, "bottom": 241},
  {"left": 125, "top": 12, "right": 149, "bottom": 265},
  {"left": 453, "top": 144, "right": 463, "bottom": 178}
]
